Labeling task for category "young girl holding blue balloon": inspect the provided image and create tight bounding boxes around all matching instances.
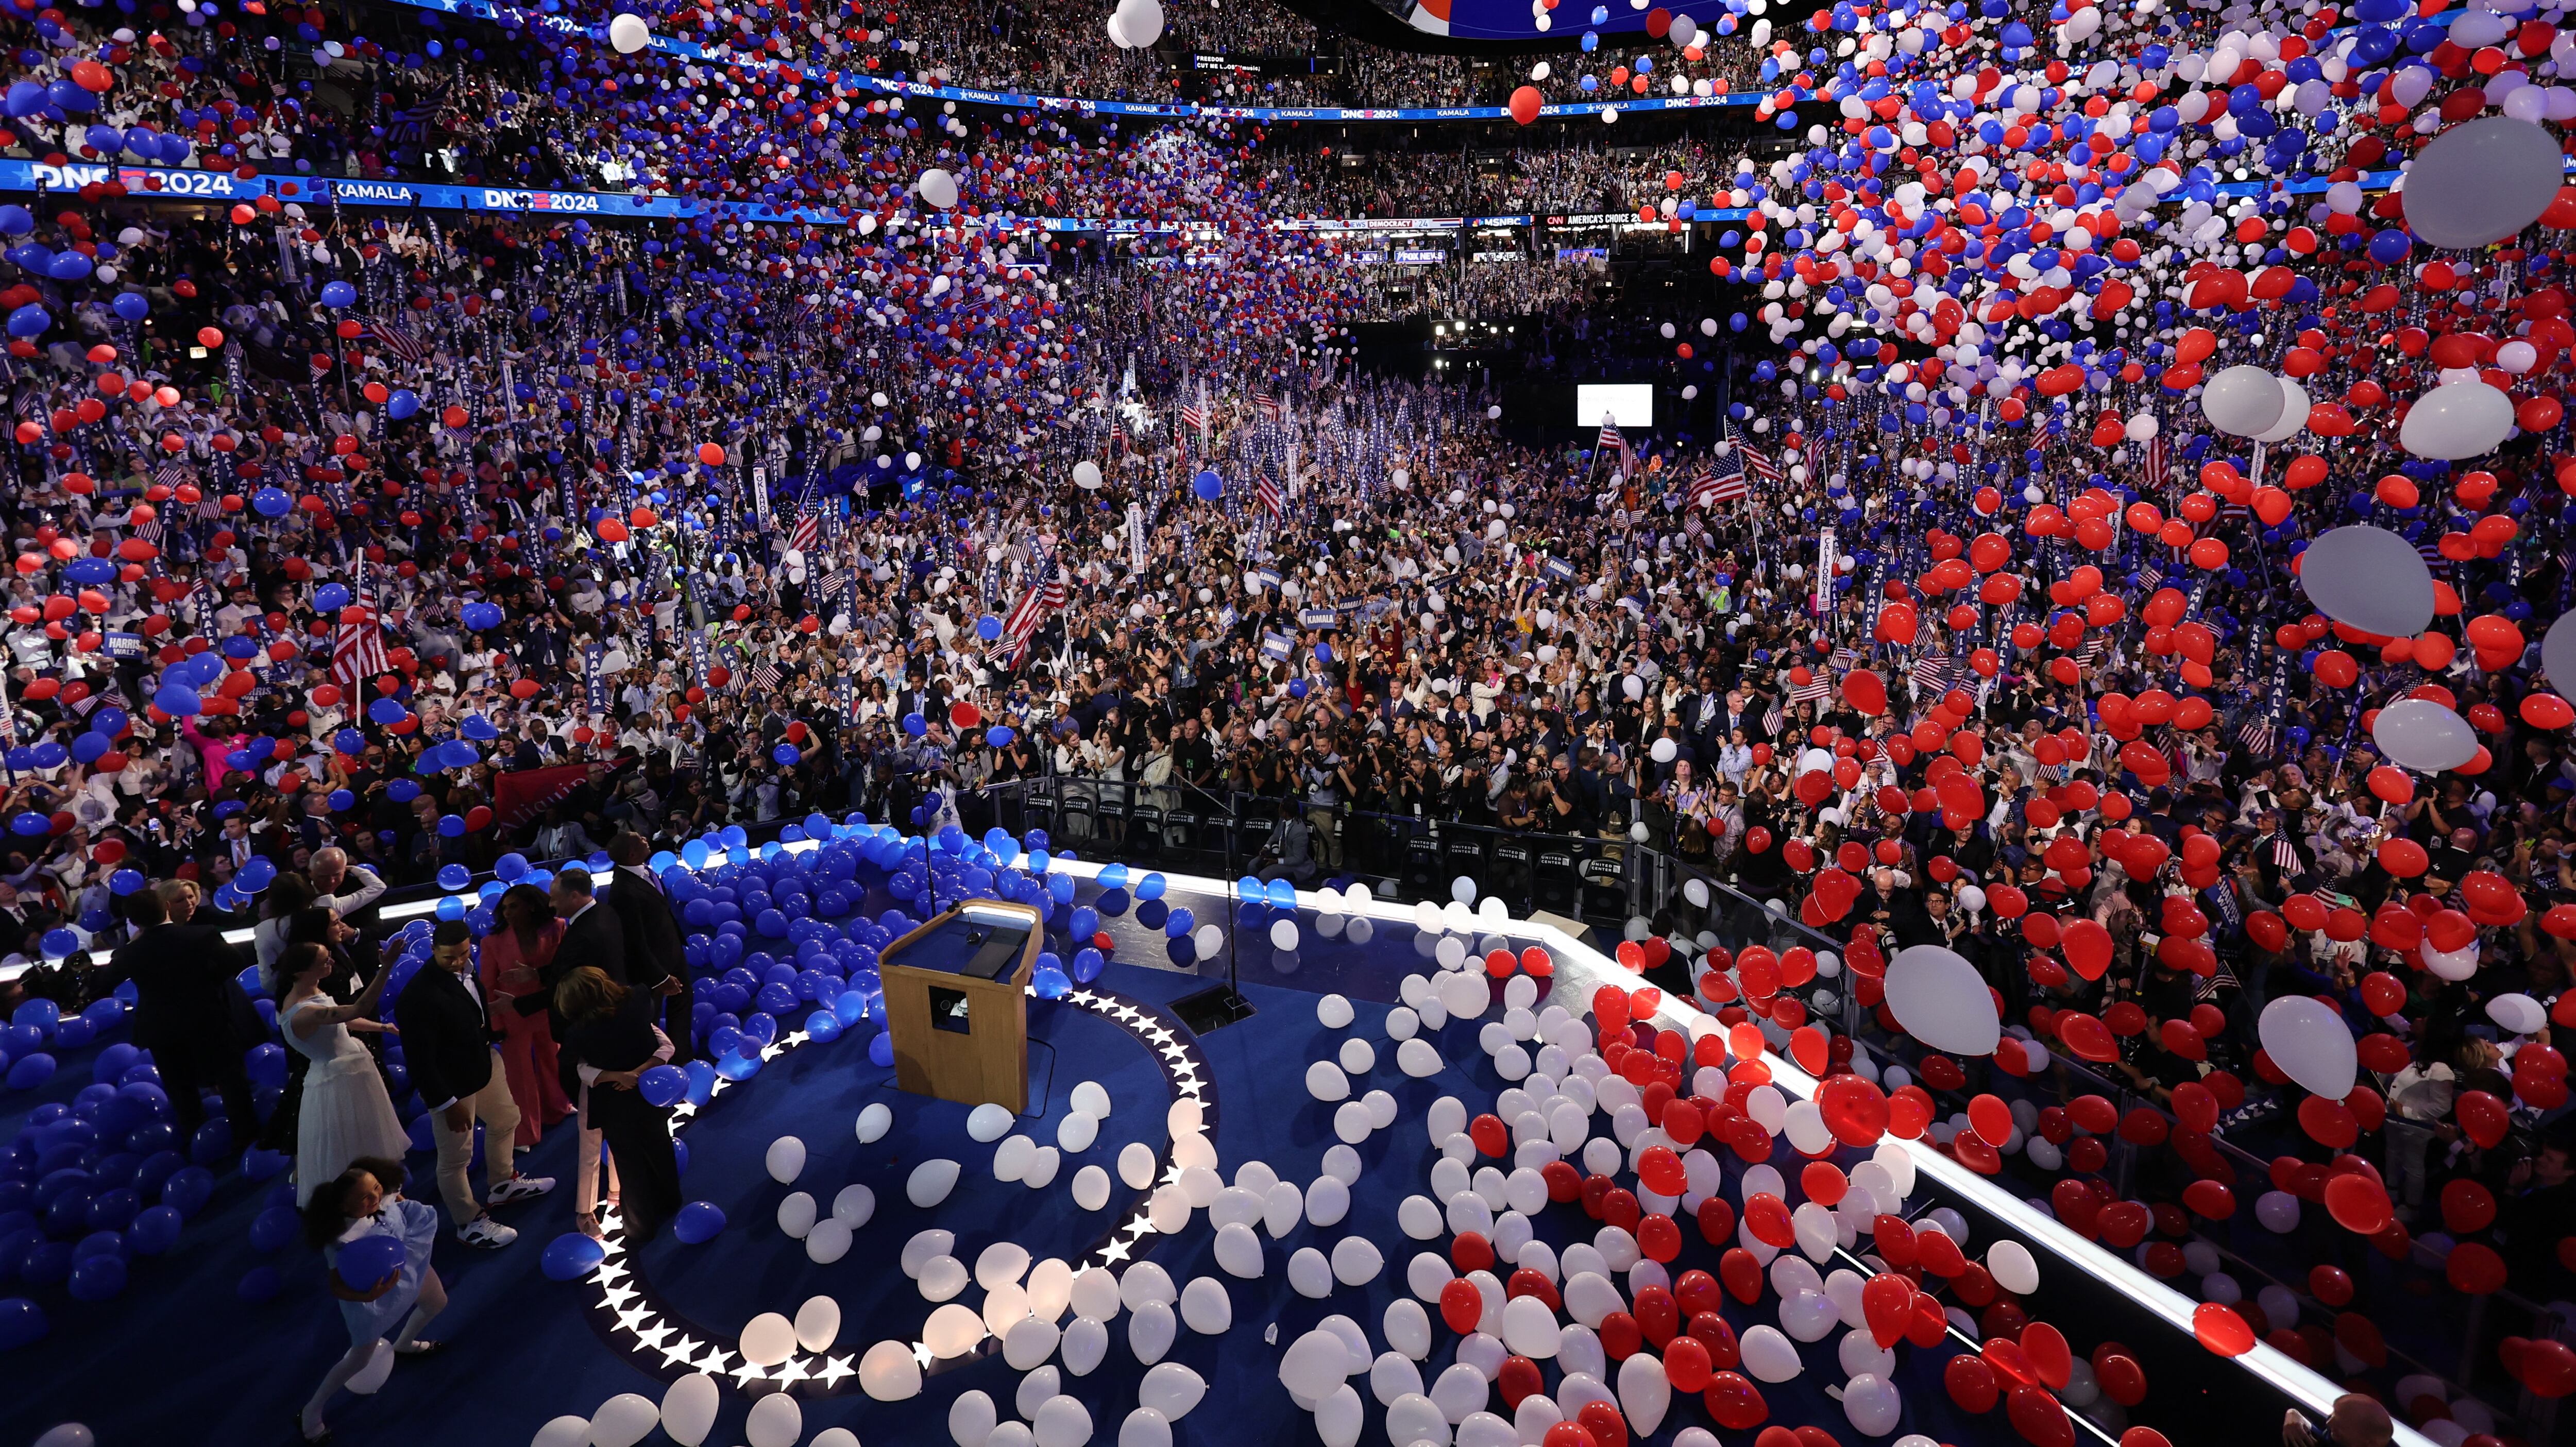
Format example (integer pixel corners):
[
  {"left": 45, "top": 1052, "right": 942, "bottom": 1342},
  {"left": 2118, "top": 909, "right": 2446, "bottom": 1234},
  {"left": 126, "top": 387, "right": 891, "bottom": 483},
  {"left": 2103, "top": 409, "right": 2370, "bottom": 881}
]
[{"left": 295, "top": 1157, "right": 448, "bottom": 1443}]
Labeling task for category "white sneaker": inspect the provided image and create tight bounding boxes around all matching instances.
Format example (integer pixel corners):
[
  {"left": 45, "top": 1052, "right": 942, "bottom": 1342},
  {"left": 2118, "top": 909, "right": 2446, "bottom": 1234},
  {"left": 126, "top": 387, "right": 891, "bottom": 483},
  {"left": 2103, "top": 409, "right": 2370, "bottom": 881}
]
[
  {"left": 457, "top": 1216, "right": 518, "bottom": 1249},
  {"left": 487, "top": 1176, "right": 556, "bottom": 1206}
]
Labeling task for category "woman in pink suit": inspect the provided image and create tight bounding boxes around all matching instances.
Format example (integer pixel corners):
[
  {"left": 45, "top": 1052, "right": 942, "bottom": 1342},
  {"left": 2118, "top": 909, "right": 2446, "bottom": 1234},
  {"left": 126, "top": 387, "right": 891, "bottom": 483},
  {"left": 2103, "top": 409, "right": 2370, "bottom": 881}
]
[{"left": 478, "top": 883, "right": 572, "bottom": 1148}]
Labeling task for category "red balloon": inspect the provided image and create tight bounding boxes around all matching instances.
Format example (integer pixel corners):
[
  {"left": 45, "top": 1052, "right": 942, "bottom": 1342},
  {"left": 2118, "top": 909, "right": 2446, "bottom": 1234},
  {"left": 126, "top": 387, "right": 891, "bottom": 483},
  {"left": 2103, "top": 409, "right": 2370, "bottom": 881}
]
[
  {"left": 1862, "top": 1273, "right": 1913, "bottom": 1349},
  {"left": 1439, "top": 1278, "right": 1484, "bottom": 1335},
  {"left": 1702, "top": 1373, "right": 1768, "bottom": 1431},
  {"left": 2007, "top": 1384, "right": 2076, "bottom": 1447},
  {"left": 2194, "top": 1303, "right": 2256, "bottom": 1357},
  {"left": 1944, "top": 1354, "right": 2000, "bottom": 1412}
]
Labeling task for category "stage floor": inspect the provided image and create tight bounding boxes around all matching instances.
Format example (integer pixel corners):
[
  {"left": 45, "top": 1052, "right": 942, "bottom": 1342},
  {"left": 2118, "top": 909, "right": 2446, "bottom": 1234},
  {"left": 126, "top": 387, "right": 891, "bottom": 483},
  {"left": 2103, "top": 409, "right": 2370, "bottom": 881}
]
[{"left": 3, "top": 859, "right": 2320, "bottom": 1447}]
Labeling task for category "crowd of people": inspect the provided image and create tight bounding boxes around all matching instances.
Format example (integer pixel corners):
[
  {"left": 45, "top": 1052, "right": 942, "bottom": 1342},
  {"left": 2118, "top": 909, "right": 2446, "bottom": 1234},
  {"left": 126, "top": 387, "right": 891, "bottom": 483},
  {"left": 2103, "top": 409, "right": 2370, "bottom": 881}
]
[{"left": 0, "top": 0, "right": 2570, "bottom": 1438}]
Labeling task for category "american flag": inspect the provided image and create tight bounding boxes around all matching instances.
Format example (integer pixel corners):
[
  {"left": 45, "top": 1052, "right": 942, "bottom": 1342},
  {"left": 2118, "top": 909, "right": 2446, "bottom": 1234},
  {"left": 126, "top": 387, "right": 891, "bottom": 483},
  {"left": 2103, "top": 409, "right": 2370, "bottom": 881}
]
[
  {"left": 1596, "top": 420, "right": 1633, "bottom": 476},
  {"left": 1253, "top": 389, "right": 1282, "bottom": 421},
  {"left": 385, "top": 79, "right": 452, "bottom": 147},
  {"left": 1787, "top": 674, "right": 1834, "bottom": 705},
  {"left": 787, "top": 481, "right": 822, "bottom": 555},
  {"left": 1687, "top": 465, "right": 1749, "bottom": 510},
  {"left": 995, "top": 549, "right": 1066, "bottom": 670},
  {"left": 1257, "top": 472, "right": 1285, "bottom": 518},
  {"left": 354, "top": 313, "right": 432, "bottom": 366},
  {"left": 1909, "top": 654, "right": 1966, "bottom": 696},
  {"left": 745, "top": 656, "right": 784, "bottom": 692},
  {"left": 2140, "top": 425, "right": 2168, "bottom": 491},
  {"left": 1800, "top": 434, "right": 1825, "bottom": 482},
  {"left": 1737, "top": 440, "right": 1784, "bottom": 484},
  {"left": 330, "top": 559, "right": 391, "bottom": 700},
  {"left": 1178, "top": 400, "right": 1208, "bottom": 435}
]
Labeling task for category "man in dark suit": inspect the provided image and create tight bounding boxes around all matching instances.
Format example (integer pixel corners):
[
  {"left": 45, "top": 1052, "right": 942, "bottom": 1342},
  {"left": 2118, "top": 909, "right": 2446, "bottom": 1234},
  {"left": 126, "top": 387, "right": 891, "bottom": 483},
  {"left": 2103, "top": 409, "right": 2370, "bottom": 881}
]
[
  {"left": 544, "top": 866, "right": 628, "bottom": 991},
  {"left": 104, "top": 888, "right": 263, "bottom": 1146},
  {"left": 396, "top": 920, "right": 552, "bottom": 1247},
  {"left": 603, "top": 831, "right": 693, "bottom": 1063}
]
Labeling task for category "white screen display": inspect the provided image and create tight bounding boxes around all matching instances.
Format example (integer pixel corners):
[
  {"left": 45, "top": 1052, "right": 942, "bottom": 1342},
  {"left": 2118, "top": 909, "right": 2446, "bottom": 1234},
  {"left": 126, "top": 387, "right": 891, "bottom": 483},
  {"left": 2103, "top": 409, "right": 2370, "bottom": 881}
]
[{"left": 1575, "top": 384, "right": 1654, "bottom": 429}]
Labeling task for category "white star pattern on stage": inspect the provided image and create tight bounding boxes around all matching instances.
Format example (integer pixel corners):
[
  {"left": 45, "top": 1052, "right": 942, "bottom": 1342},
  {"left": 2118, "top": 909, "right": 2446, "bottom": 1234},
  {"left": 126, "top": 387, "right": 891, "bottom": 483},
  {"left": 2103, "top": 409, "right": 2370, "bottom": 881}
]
[{"left": 575, "top": 984, "right": 1212, "bottom": 1391}]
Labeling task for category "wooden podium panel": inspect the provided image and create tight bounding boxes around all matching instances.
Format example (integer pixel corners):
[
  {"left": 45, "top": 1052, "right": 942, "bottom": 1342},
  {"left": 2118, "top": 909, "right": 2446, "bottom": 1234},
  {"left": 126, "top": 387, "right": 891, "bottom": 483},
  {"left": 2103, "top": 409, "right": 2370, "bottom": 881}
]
[{"left": 879, "top": 899, "right": 1042, "bottom": 1112}]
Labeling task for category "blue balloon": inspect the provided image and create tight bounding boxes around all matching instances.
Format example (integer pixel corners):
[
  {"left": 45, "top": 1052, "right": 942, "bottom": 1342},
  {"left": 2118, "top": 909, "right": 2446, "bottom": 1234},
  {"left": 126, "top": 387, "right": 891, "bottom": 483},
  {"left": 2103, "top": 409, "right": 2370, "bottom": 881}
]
[
  {"left": 320, "top": 280, "right": 358, "bottom": 309},
  {"left": 127, "top": 1204, "right": 182, "bottom": 1255},
  {"left": 1138, "top": 873, "right": 1167, "bottom": 900},
  {"left": 638, "top": 1064, "right": 687, "bottom": 1106},
  {"left": 437, "top": 864, "right": 471, "bottom": 891},
  {"left": 334, "top": 1232, "right": 406, "bottom": 1289},
  {"left": 1164, "top": 906, "right": 1195, "bottom": 939},
  {"left": 111, "top": 291, "right": 147, "bottom": 321},
  {"left": 673, "top": 1201, "right": 727, "bottom": 1244},
  {"left": 867, "top": 1029, "right": 895, "bottom": 1067},
  {"left": 540, "top": 1232, "right": 607, "bottom": 1281},
  {"left": 65, "top": 1253, "right": 125, "bottom": 1302},
  {"left": 246, "top": 1206, "right": 299, "bottom": 1253},
  {"left": 1193, "top": 469, "right": 1223, "bottom": 501},
  {"left": 977, "top": 614, "right": 1003, "bottom": 640}
]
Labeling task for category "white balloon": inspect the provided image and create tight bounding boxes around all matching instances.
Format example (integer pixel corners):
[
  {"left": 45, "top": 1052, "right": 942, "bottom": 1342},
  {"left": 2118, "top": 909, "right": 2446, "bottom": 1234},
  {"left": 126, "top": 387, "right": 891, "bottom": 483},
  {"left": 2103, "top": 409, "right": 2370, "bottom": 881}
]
[
  {"left": 2489, "top": 993, "right": 2547, "bottom": 1035},
  {"left": 919, "top": 167, "right": 960, "bottom": 210},
  {"left": 2255, "top": 1190, "right": 2302, "bottom": 1233},
  {"left": 2405, "top": 116, "right": 2567, "bottom": 247},
  {"left": 586, "top": 1395, "right": 659, "bottom": 1447},
  {"left": 1063, "top": 1316, "right": 1110, "bottom": 1376},
  {"left": 2199, "top": 365, "right": 2284, "bottom": 437},
  {"left": 968, "top": 1103, "right": 1014, "bottom": 1142},
  {"left": 2300, "top": 526, "right": 2436, "bottom": 638},
  {"left": 532, "top": 1417, "right": 589, "bottom": 1447},
  {"left": 659, "top": 1375, "right": 719, "bottom": 1447},
  {"left": 1140, "top": 1361, "right": 1207, "bottom": 1420},
  {"left": 1073, "top": 459, "right": 1104, "bottom": 490},
  {"left": 1617, "top": 1352, "right": 1672, "bottom": 1435},
  {"left": 606, "top": 12, "right": 651, "bottom": 52},
  {"left": 775, "top": 1191, "right": 817, "bottom": 1239},
  {"left": 1032, "top": 1396, "right": 1094, "bottom": 1447},
  {"left": 860, "top": 1340, "right": 924, "bottom": 1400},
  {"left": 925, "top": 1302, "right": 988, "bottom": 1357},
  {"left": 791, "top": 1295, "right": 841, "bottom": 1354},
  {"left": 2258, "top": 996, "right": 2358, "bottom": 1100},
  {"left": 831, "top": 1183, "right": 875, "bottom": 1229},
  {"left": 2400, "top": 380, "right": 2516, "bottom": 461},
  {"left": 953, "top": 1392, "right": 1001, "bottom": 1447},
  {"left": 805, "top": 1218, "right": 853, "bottom": 1264},
  {"left": 1059, "top": 1112, "right": 1101, "bottom": 1153},
  {"left": 2372, "top": 697, "right": 2483, "bottom": 772},
  {"left": 745, "top": 1393, "right": 801, "bottom": 1447},
  {"left": 1116, "top": 0, "right": 1165, "bottom": 45},
  {"left": 1117, "top": 1409, "right": 1172, "bottom": 1447},
  {"left": 1987, "top": 1240, "right": 2039, "bottom": 1295},
  {"left": 1180, "top": 1275, "right": 1233, "bottom": 1334},
  {"left": 1072, "top": 1165, "right": 1113, "bottom": 1211},
  {"left": 1741, "top": 1324, "right": 1804, "bottom": 1382},
  {"left": 1882, "top": 946, "right": 1999, "bottom": 1056},
  {"left": 857, "top": 1102, "right": 893, "bottom": 1143},
  {"left": 1129, "top": 1300, "right": 1178, "bottom": 1365},
  {"left": 1844, "top": 1373, "right": 1905, "bottom": 1437},
  {"left": 2252, "top": 377, "right": 2311, "bottom": 445},
  {"left": 740, "top": 1312, "right": 798, "bottom": 1367},
  {"left": 1281, "top": 1328, "right": 1355, "bottom": 1399},
  {"left": 908, "top": 1159, "right": 962, "bottom": 1207}
]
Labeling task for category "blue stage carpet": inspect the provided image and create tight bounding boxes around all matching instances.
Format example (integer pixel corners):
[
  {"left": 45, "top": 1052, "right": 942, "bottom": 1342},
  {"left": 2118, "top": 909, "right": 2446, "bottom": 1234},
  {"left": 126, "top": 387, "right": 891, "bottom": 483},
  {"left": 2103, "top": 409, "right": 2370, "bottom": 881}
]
[{"left": 3, "top": 948, "right": 2059, "bottom": 1447}]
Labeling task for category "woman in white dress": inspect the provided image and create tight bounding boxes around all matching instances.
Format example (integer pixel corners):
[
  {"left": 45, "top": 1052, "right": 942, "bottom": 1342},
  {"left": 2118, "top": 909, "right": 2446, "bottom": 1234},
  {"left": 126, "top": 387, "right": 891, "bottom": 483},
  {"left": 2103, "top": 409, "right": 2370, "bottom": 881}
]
[{"left": 278, "top": 942, "right": 409, "bottom": 1207}]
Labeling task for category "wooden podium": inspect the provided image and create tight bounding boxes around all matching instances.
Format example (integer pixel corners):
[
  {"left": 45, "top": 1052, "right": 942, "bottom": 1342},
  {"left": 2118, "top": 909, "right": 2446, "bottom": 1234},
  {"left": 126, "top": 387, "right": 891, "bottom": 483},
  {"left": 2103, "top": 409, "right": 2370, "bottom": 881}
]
[{"left": 879, "top": 899, "right": 1043, "bottom": 1112}]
